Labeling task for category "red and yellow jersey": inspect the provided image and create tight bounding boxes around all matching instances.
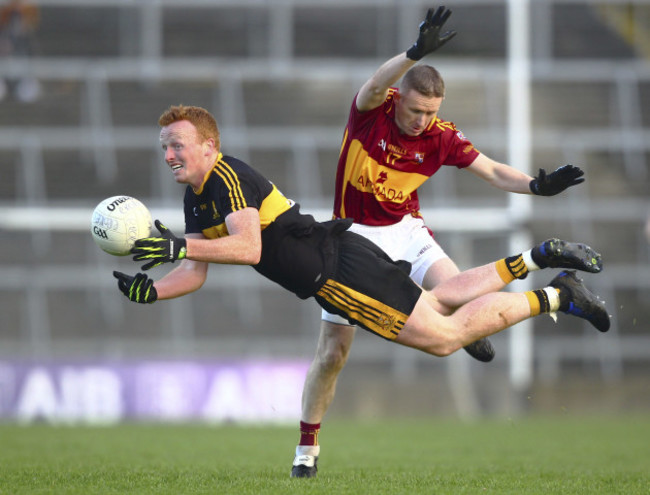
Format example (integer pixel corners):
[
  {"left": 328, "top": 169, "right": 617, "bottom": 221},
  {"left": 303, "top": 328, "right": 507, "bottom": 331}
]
[{"left": 333, "top": 89, "right": 480, "bottom": 226}]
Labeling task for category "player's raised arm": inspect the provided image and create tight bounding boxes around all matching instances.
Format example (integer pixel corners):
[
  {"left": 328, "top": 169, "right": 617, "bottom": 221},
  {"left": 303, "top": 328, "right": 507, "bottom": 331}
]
[{"left": 356, "top": 6, "right": 457, "bottom": 112}]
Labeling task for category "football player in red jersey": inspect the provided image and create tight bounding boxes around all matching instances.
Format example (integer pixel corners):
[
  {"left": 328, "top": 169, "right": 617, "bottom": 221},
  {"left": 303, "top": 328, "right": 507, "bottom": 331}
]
[{"left": 292, "top": 6, "right": 586, "bottom": 478}]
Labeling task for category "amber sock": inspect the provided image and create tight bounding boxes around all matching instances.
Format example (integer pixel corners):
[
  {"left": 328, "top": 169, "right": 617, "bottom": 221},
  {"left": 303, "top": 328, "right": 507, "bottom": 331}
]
[
  {"left": 525, "top": 287, "right": 561, "bottom": 316},
  {"left": 496, "top": 255, "right": 529, "bottom": 283}
]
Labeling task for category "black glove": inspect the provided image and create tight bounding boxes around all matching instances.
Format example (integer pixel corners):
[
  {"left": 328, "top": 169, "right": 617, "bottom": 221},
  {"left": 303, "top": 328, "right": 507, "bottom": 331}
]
[
  {"left": 529, "top": 164, "right": 585, "bottom": 196},
  {"left": 113, "top": 271, "right": 157, "bottom": 304},
  {"left": 406, "top": 6, "right": 457, "bottom": 61},
  {"left": 131, "top": 219, "right": 187, "bottom": 271}
]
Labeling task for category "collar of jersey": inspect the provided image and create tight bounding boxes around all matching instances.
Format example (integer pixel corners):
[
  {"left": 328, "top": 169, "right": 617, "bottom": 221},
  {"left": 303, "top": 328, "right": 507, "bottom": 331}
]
[
  {"left": 426, "top": 116, "right": 439, "bottom": 132},
  {"left": 193, "top": 152, "right": 223, "bottom": 195}
]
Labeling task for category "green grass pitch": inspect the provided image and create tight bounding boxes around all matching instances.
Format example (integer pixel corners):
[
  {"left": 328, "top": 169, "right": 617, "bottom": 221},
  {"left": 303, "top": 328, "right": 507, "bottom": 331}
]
[{"left": 0, "top": 416, "right": 648, "bottom": 494}]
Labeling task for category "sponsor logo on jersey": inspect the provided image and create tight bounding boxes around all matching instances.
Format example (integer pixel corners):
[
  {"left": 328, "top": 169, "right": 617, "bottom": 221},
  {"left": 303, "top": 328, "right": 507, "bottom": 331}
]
[
  {"left": 387, "top": 143, "right": 407, "bottom": 155},
  {"left": 357, "top": 174, "right": 407, "bottom": 202}
]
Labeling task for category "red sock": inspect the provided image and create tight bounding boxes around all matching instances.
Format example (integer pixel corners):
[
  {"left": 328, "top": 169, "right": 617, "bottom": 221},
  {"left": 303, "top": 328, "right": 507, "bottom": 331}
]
[{"left": 299, "top": 421, "right": 320, "bottom": 446}]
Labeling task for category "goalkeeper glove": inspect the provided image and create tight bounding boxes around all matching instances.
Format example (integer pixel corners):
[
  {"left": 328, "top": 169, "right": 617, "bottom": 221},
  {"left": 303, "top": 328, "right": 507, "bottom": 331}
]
[
  {"left": 131, "top": 219, "right": 187, "bottom": 271},
  {"left": 113, "top": 271, "right": 157, "bottom": 304},
  {"left": 529, "top": 164, "right": 585, "bottom": 196},
  {"left": 406, "top": 6, "right": 457, "bottom": 61}
]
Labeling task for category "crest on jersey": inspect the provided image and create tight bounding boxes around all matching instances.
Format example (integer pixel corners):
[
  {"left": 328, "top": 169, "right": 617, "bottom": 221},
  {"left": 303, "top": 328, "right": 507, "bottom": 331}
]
[{"left": 414, "top": 152, "right": 424, "bottom": 163}]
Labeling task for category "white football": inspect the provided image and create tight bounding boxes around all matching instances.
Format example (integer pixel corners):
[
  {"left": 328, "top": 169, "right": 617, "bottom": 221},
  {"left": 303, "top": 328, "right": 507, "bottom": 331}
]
[{"left": 91, "top": 196, "right": 152, "bottom": 256}]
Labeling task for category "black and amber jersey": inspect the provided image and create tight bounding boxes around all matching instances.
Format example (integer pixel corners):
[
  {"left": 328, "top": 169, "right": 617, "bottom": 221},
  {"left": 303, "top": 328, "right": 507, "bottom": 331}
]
[
  {"left": 182, "top": 153, "right": 422, "bottom": 337},
  {"left": 184, "top": 153, "right": 294, "bottom": 238},
  {"left": 183, "top": 153, "right": 348, "bottom": 299}
]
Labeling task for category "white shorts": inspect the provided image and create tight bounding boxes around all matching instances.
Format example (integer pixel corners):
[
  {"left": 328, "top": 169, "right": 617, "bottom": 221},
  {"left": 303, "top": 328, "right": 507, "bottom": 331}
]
[{"left": 321, "top": 215, "right": 449, "bottom": 325}]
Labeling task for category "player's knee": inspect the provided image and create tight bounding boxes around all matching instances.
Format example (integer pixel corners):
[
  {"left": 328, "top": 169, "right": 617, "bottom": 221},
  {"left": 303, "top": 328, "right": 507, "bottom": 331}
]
[
  {"left": 317, "top": 347, "right": 348, "bottom": 373},
  {"left": 315, "top": 341, "right": 350, "bottom": 373},
  {"left": 420, "top": 289, "right": 457, "bottom": 316},
  {"left": 431, "top": 343, "right": 459, "bottom": 357},
  {"left": 435, "top": 303, "right": 456, "bottom": 317},
  {"left": 423, "top": 335, "right": 463, "bottom": 357}
]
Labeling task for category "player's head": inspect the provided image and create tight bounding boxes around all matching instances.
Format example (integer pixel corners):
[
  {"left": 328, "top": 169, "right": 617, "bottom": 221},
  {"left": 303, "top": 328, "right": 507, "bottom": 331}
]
[
  {"left": 400, "top": 65, "right": 446, "bottom": 98},
  {"left": 158, "top": 105, "right": 221, "bottom": 187},
  {"left": 395, "top": 65, "right": 445, "bottom": 136},
  {"left": 158, "top": 105, "right": 220, "bottom": 150}
]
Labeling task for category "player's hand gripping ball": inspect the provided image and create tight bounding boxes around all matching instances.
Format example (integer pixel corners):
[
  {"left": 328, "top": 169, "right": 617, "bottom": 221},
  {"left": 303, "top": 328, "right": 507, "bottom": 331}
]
[
  {"left": 91, "top": 196, "right": 153, "bottom": 256},
  {"left": 131, "top": 220, "right": 187, "bottom": 271}
]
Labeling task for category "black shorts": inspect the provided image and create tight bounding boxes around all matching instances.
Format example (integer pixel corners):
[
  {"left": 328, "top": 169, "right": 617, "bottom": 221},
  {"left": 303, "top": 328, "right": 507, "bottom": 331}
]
[{"left": 314, "top": 231, "right": 423, "bottom": 340}]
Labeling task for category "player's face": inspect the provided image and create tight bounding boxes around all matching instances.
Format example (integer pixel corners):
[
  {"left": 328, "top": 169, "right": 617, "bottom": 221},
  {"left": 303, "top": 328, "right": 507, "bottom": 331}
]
[
  {"left": 159, "top": 120, "right": 210, "bottom": 188},
  {"left": 394, "top": 89, "right": 443, "bottom": 136}
]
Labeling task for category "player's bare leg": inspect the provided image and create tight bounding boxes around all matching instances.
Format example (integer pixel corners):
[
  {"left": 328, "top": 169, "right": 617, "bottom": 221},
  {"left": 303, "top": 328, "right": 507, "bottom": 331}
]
[
  {"left": 429, "top": 262, "right": 513, "bottom": 311},
  {"left": 420, "top": 257, "right": 461, "bottom": 313},
  {"left": 421, "top": 257, "right": 496, "bottom": 362},
  {"left": 291, "top": 321, "right": 356, "bottom": 478},
  {"left": 397, "top": 291, "right": 532, "bottom": 356},
  {"left": 397, "top": 270, "right": 609, "bottom": 355},
  {"left": 429, "top": 239, "right": 603, "bottom": 312},
  {"left": 301, "top": 321, "right": 356, "bottom": 423},
  {"left": 419, "top": 238, "right": 604, "bottom": 361}
]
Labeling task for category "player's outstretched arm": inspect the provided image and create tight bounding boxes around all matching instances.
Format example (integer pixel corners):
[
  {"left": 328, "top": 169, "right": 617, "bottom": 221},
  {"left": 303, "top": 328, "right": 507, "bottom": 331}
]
[
  {"left": 114, "top": 257, "right": 208, "bottom": 303},
  {"left": 357, "top": 5, "right": 457, "bottom": 112},
  {"left": 466, "top": 153, "right": 534, "bottom": 194},
  {"left": 467, "top": 155, "right": 585, "bottom": 196}
]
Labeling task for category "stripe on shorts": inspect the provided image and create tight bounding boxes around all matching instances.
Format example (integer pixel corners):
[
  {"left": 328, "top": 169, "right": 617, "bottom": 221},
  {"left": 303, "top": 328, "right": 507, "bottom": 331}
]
[{"left": 316, "top": 279, "right": 408, "bottom": 340}]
